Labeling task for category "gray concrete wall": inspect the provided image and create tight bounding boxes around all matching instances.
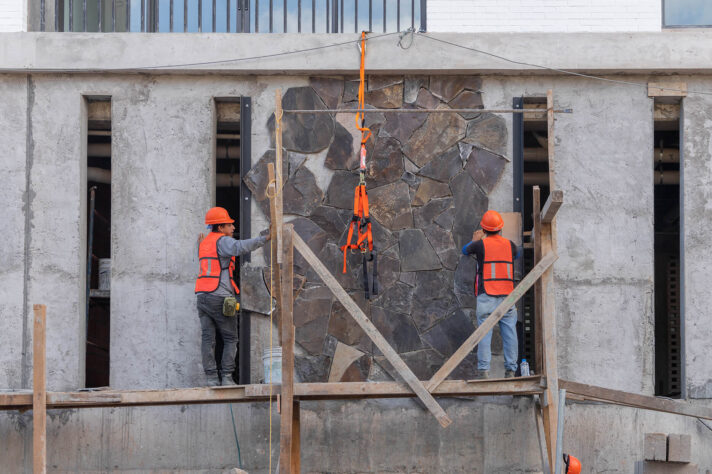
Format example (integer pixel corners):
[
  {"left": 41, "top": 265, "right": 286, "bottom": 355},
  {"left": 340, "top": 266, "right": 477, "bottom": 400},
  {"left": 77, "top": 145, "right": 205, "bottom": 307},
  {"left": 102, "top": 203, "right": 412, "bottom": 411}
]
[
  {"left": 0, "top": 75, "right": 28, "bottom": 389},
  {"left": 3, "top": 32, "right": 712, "bottom": 74},
  {"left": 682, "top": 78, "right": 712, "bottom": 399},
  {"left": 1, "top": 398, "right": 712, "bottom": 472}
]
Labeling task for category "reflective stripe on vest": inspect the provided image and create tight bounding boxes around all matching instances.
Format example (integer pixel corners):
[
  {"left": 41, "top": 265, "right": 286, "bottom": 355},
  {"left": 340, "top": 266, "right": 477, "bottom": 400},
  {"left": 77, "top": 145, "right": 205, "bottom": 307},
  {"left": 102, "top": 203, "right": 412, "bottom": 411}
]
[
  {"left": 482, "top": 235, "right": 514, "bottom": 296},
  {"left": 195, "top": 232, "right": 240, "bottom": 295}
]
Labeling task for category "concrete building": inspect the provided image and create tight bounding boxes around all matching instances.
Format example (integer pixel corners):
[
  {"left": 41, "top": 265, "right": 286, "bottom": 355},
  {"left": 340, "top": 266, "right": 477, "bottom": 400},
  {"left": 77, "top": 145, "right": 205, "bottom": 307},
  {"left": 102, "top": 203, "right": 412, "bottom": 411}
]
[{"left": 1, "top": 0, "right": 712, "bottom": 472}]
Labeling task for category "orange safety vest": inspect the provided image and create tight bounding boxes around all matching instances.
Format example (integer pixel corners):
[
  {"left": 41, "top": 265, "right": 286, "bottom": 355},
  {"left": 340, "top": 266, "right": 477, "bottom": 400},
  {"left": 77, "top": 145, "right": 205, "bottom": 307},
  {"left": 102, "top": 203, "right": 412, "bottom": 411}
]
[
  {"left": 195, "top": 232, "right": 240, "bottom": 295},
  {"left": 482, "top": 235, "right": 514, "bottom": 296}
]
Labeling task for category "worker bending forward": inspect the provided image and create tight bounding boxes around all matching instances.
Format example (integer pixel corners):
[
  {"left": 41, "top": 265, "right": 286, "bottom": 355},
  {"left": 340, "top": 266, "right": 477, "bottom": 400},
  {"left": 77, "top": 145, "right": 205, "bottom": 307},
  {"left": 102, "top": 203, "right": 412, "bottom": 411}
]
[
  {"left": 462, "top": 210, "right": 521, "bottom": 379},
  {"left": 195, "top": 207, "right": 270, "bottom": 386}
]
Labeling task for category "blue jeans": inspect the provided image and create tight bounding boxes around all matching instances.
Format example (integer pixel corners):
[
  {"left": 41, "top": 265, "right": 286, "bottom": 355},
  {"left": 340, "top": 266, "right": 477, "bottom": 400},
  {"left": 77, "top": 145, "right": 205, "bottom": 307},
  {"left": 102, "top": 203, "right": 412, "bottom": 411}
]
[{"left": 476, "top": 293, "right": 518, "bottom": 372}]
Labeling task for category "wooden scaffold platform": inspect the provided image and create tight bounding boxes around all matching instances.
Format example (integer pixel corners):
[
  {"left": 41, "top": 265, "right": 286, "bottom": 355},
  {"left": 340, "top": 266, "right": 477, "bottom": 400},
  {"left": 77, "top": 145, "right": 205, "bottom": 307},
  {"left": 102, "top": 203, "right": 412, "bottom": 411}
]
[{"left": 4, "top": 89, "right": 712, "bottom": 474}]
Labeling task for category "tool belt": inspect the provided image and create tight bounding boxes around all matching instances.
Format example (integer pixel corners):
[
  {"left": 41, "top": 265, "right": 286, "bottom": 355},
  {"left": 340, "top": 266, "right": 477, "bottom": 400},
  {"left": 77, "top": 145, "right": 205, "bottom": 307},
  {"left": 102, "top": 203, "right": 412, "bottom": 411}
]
[{"left": 222, "top": 296, "right": 240, "bottom": 317}]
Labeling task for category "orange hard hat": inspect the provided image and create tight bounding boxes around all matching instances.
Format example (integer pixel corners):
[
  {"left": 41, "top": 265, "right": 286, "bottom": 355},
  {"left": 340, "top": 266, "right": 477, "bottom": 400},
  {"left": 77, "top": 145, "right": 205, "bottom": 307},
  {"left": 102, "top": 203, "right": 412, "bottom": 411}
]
[
  {"left": 205, "top": 207, "right": 234, "bottom": 225},
  {"left": 563, "top": 454, "right": 581, "bottom": 474},
  {"left": 480, "top": 210, "right": 504, "bottom": 232}
]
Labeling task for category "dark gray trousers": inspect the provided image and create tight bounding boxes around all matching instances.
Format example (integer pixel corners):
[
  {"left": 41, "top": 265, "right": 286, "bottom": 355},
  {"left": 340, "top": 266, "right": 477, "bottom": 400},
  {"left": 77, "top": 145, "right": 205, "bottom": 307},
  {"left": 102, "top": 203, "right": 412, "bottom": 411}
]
[{"left": 197, "top": 293, "right": 238, "bottom": 376}]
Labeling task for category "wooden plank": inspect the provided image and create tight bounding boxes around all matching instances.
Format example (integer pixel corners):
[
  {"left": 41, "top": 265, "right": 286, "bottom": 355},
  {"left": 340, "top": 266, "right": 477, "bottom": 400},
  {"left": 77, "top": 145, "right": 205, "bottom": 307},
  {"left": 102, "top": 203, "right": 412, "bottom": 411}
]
[
  {"left": 501, "top": 212, "right": 522, "bottom": 247},
  {"left": 542, "top": 89, "right": 560, "bottom": 470},
  {"left": 0, "top": 378, "right": 544, "bottom": 411},
  {"left": 533, "top": 186, "right": 543, "bottom": 375},
  {"left": 540, "top": 190, "right": 563, "bottom": 224},
  {"left": 246, "top": 377, "right": 545, "bottom": 398},
  {"left": 426, "top": 252, "right": 558, "bottom": 392},
  {"left": 559, "top": 379, "right": 712, "bottom": 421},
  {"left": 267, "top": 163, "right": 283, "bottom": 340},
  {"left": 648, "top": 82, "right": 687, "bottom": 98},
  {"left": 291, "top": 401, "right": 301, "bottom": 474},
  {"left": 33, "top": 304, "right": 47, "bottom": 474},
  {"left": 275, "top": 89, "right": 284, "bottom": 263},
  {"left": 279, "top": 224, "right": 295, "bottom": 473},
  {"left": 534, "top": 396, "right": 552, "bottom": 474},
  {"left": 291, "top": 232, "right": 453, "bottom": 428}
]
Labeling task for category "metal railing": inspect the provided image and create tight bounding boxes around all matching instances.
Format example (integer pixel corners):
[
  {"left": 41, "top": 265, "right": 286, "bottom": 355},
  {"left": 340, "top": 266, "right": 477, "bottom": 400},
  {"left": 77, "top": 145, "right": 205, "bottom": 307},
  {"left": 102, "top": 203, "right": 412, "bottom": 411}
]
[{"left": 42, "top": 0, "right": 425, "bottom": 32}]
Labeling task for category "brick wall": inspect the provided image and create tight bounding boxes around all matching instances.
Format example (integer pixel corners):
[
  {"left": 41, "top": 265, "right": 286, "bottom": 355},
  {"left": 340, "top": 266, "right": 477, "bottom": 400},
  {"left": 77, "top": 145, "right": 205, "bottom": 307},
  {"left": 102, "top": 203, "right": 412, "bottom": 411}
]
[
  {"left": 428, "top": 0, "right": 662, "bottom": 32},
  {"left": 0, "top": 0, "right": 24, "bottom": 31}
]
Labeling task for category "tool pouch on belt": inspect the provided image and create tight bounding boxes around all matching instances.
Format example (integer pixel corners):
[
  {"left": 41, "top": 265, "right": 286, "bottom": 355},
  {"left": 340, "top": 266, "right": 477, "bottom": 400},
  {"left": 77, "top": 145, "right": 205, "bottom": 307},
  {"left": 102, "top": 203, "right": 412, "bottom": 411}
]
[{"left": 222, "top": 296, "right": 240, "bottom": 317}]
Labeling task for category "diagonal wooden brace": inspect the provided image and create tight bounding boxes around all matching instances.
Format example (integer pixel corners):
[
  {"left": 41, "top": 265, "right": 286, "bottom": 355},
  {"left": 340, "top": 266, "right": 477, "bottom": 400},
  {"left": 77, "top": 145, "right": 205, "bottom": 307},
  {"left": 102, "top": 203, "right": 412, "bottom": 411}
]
[
  {"left": 292, "top": 233, "right": 453, "bottom": 428},
  {"left": 426, "top": 252, "right": 558, "bottom": 392}
]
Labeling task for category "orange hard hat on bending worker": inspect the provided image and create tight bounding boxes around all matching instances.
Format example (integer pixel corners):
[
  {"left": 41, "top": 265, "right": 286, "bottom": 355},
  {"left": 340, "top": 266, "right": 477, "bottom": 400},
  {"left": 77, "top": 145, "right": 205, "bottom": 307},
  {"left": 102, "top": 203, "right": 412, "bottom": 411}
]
[
  {"left": 480, "top": 210, "right": 504, "bottom": 232},
  {"left": 563, "top": 454, "right": 582, "bottom": 474},
  {"left": 205, "top": 207, "right": 234, "bottom": 225}
]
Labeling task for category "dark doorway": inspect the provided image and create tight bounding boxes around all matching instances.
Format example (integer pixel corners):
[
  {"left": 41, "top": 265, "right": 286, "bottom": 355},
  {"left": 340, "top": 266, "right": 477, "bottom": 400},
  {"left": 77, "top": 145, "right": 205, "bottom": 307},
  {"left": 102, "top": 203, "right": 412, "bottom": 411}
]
[
  {"left": 653, "top": 100, "right": 682, "bottom": 398},
  {"left": 85, "top": 98, "right": 112, "bottom": 388},
  {"left": 514, "top": 96, "right": 550, "bottom": 374}
]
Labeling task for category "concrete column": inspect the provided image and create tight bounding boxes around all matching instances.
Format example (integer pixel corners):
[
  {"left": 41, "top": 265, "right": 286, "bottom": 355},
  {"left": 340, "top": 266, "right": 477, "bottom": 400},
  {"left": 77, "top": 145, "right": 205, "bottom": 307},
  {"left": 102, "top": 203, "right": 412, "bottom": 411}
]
[
  {"left": 0, "top": 76, "right": 29, "bottom": 389},
  {"left": 555, "top": 80, "right": 655, "bottom": 394},
  {"left": 25, "top": 77, "right": 88, "bottom": 390},
  {"left": 110, "top": 77, "right": 213, "bottom": 389},
  {"left": 682, "top": 82, "right": 712, "bottom": 398}
]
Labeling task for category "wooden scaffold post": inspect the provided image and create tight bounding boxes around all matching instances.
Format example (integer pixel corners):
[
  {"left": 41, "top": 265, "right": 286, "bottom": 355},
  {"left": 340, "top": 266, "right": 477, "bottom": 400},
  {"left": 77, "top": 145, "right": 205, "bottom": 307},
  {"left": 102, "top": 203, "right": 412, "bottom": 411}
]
[{"left": 33, "top": 304, "right": 47, "bottom": 474}]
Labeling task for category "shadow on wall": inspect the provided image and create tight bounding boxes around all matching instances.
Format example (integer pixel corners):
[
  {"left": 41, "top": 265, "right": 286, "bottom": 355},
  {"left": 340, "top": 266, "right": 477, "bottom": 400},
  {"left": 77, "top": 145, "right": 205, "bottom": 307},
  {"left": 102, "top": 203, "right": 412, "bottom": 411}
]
[{"left": 242, "top": 76, "right": 510, "bottom": 383}]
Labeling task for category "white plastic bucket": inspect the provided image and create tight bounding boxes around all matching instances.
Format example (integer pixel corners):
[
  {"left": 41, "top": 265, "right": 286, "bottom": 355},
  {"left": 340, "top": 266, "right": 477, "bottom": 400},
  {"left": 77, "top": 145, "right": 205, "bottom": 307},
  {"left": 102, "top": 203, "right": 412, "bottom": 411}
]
[
  {"left": 262, "top": 347, "right": 282, "bottom": 384},
  {"left": 98, "top": 258, "right": 111, "bottom": 291}
]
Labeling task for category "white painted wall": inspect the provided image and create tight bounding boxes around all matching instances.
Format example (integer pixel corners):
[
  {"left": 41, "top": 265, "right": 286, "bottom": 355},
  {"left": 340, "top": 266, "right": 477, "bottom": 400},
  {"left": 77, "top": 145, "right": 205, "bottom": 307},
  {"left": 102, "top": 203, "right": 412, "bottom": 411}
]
[
  {"left": 428, "top": 0, "right": 662, "bottom": 32},
  {"left": 0, "top": 0, "right": 24, "bottom": 31}
]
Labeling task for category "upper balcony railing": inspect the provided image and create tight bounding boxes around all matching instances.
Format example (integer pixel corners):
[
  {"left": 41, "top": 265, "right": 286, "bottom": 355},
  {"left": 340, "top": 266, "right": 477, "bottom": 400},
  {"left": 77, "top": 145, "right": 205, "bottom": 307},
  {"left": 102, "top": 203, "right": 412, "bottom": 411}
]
[{"left": 38, "top": 0, "right": 425, "bottom": 32}]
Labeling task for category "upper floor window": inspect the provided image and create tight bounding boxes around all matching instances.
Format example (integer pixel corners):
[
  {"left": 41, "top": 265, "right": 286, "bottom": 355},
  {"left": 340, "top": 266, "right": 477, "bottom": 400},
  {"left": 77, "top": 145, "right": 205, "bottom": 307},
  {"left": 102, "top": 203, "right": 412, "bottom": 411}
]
[
  {"left": 664, "top": 0, "right": 712, "bottom": 27},
  {"left": 46, "top": 0, "right": 424, "bottom": 32}
]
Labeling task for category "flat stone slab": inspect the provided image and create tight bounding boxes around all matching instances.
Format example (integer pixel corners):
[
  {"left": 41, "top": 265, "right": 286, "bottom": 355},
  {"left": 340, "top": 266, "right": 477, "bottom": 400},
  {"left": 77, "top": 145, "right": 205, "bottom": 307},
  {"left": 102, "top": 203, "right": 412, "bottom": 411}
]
[
  {"left": 239, "top": 265, "right": 272, "bottom": 314},
  {"left": 418, "top": 145, "right": 463, "bottom": 183},
  {"left": 450, "top": 171, "right": 488, "bottom": 249},
  {"left": 399, "top": 228, "right": 441, "bottom": 272},
  {"left": 325, "top": 121, "right": 356, "bottom": 170},
  {"left": 309, "top": 76, "right": 343, "bottom": 109},
  {"left": 267, "top": 86, "right": 335, "bottom": 154},
  {"left": 429, "top": 75, "right": 482, "bottom": 102},
  {"left": 422, "top": 309, "right": 475, "bottom": 357},
  {"left": 366, "top": 136, "right": 405, "bottom": 187},
  {"left": 403, "top": 107, "right": 467, "bottom": 167},
  {"left": 464, "top": 147, "right": 507, "bottom": 194},
  {"left": 283, "top": 166, "right": 324, "bottom": 216},
  {"left": 463, "top": 113, "right": 508, "bottom": 156},
  {"left": 449, "top": 90, "right": 484, "bottom": 119},
  {"left": 368, "top": 181, "right": 413, "bottom": 231},
  {"left": 412, "top": 177, "right": 452, "bottom": 206}
]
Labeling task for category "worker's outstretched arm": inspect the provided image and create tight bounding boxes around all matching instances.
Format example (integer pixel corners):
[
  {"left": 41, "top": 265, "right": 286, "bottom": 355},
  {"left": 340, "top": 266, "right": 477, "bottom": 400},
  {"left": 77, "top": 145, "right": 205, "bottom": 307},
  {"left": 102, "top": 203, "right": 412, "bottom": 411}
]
[{"left": 217, "top": 232, "right": 269, "bottom": 257}]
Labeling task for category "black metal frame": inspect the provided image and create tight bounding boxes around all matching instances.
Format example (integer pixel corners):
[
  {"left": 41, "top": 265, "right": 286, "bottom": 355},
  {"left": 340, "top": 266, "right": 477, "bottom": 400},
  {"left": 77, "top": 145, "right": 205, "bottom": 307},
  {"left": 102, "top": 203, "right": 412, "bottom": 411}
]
[
  {"left": 238, "top": 97, "right": 252, "bottom": 385},
  {"left": 45, "top": 0, "right": 424, "bottom": 32}
]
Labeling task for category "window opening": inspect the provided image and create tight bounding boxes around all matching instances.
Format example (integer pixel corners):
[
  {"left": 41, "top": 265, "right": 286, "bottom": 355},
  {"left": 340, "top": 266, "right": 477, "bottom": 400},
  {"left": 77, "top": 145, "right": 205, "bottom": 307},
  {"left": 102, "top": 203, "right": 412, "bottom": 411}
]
[
  {"left": 215, "top": 99, "right": 242, "bottom": 383},
  {"left": 86, "top": 98, "right": 112, "bottom": 388},
  {"left": 515, "top": 96, "right": 550, "bottom": 375},
  {"left": 654, "top": 99, "right": 682, "bottom": 397}
]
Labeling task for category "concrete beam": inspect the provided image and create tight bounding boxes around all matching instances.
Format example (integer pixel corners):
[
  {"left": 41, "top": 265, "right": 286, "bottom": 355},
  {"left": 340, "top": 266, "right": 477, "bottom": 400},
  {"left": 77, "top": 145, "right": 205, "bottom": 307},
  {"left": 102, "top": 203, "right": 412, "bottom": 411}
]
[{"left": 3, "top": 32, "right": 712, "bottom": 75}]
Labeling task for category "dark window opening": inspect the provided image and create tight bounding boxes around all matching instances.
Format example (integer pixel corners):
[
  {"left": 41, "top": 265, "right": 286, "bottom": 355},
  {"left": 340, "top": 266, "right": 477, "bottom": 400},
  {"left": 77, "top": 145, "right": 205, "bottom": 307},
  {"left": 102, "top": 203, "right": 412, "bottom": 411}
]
[
  {"left": 86, "top": 98, "right": 112, "bottom": 388},
  {"left": 654, "top": 100, "right": 682, "bottom": 398},
  {"left": 515, "top": 96, "right": 550, "bottom": 374},
  {"left": 215, "top": 99, "right": 243, "bottom": 384}
]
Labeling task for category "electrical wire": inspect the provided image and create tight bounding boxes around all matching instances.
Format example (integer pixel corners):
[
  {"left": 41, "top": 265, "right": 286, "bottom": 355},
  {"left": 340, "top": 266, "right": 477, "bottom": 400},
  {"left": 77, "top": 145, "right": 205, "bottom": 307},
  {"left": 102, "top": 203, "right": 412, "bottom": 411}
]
[
  {"left": 415, "top": 32, "right": 712, "bottom": 97},
  {"left": 6, "top": 31, "right": 400, "bottom": 72}
]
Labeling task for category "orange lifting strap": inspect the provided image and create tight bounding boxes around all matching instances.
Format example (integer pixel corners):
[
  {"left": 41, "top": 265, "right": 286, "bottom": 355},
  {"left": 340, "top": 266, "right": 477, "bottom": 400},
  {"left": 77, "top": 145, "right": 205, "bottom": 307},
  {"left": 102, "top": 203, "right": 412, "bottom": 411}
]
[{"left": 340, "top": 31, "right": 378, "bottom": 299}]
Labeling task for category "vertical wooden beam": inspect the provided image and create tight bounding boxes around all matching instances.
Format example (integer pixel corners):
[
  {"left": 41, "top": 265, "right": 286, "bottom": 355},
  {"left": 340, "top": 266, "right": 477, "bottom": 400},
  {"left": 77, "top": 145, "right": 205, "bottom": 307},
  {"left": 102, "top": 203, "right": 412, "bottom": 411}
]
[
  {"left": 279, "top": 224, "right": 295, "bottom": 473},
  {"left": 291, "top": 400, "right": 301, "bottom": 474},
  {"left": 274, "top": 89, "right": 284, "bottom": 263},
  {"left": 533, "top": 186, "right": 543, "bottom": 375},
  {"left": 267, "top": 163, "right": 283, "bottom": 340},
  {"left": 541, "top": 89, "right": 560, "bottom": 470},
  {"left": 33, "top": 304, "right": 47, "bottom": 474}
]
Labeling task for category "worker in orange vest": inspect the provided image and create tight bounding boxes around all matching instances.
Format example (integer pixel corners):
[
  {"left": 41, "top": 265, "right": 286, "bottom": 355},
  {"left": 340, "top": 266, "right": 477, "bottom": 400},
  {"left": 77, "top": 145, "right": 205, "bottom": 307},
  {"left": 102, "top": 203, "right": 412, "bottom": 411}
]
[
  {"left": 462, "top": 210, "right": 521, "bottom": 379},
  {"left": 195, "top": 207, "right": 270, "bottom": 386}
]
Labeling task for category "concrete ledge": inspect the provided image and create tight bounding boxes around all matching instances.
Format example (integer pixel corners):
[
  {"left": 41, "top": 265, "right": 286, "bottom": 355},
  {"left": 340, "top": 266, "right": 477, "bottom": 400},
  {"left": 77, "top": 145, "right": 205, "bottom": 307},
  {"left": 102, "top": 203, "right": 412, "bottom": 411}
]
[{"left": 3, "top": 32, "right": 712, "bottom": 74}]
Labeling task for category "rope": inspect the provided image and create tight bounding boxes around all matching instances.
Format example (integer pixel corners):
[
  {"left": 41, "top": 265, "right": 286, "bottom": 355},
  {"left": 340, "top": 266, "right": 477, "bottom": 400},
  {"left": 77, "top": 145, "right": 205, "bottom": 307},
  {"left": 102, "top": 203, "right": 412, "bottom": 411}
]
[{"left": 355, "top": 30, "right": 372, "bottom": 169}]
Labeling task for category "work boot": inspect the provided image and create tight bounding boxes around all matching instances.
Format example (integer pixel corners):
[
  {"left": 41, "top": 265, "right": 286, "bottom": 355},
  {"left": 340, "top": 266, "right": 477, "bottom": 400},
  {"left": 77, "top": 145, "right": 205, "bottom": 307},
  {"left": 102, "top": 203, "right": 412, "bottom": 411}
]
[
  {"left": 206, "top": 373, "right": 220, "bottom": 387},
  {"left": 221, "top": 371, "right": 237, "bottom": 386},
  {"left": 505, "top": 370, "right": 516, "bottom": 378},
  {"left": 476, "top": 370, "right": 489, "bottom": 380}
]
